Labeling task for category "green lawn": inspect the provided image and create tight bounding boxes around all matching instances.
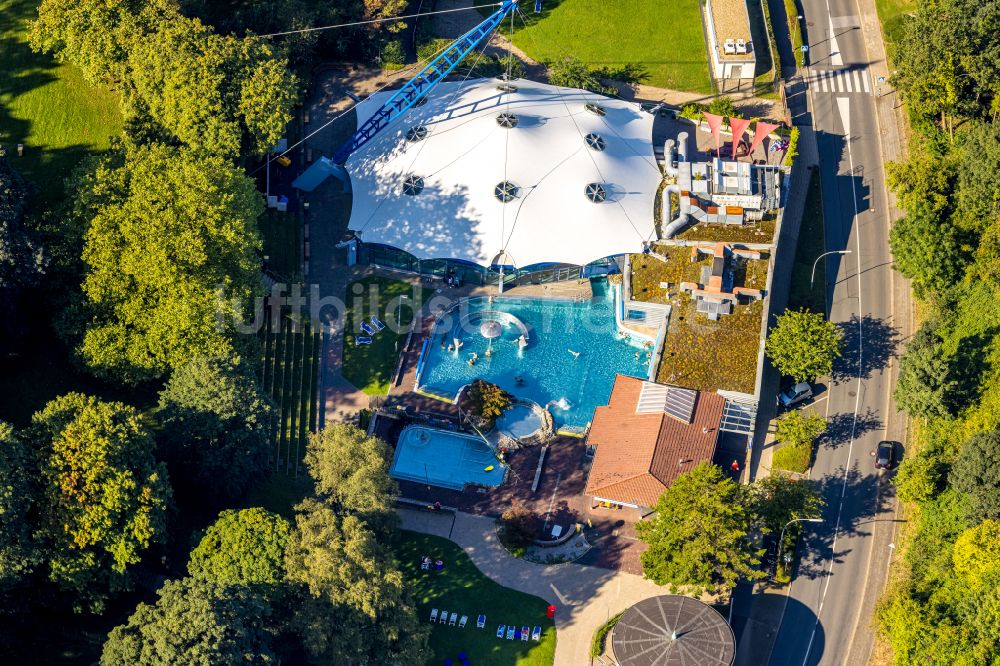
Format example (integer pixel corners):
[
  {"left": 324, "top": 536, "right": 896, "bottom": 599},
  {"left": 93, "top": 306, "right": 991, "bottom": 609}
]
[
  {"left": 395, "top": 531, "right": 556, "bottom": 666},
  {"left": 342, "top": 276, "right": 431, "bottom": 395},
  {"left": 476, "top": 0, "right": 712, "bottom": 93},
  {"left": 787, "top": 170, "right": 827, "bottom": 314},
  {"left": 0, "top": 0, "right": 123, "bottom": 204},
  {"left": 874, "top": 0, "right": 915, "bottom": 57}
]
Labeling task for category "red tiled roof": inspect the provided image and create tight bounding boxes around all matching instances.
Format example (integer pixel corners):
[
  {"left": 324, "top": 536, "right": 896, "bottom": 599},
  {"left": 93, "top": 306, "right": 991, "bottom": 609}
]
[{"left": 585, "top": 376, "right": 725, "bottom": 507}]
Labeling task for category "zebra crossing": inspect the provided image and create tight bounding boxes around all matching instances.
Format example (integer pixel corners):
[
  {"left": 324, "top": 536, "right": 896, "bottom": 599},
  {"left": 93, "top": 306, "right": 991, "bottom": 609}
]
[{"left": 809, "top": 68, "right": 872, "bottom": 95}]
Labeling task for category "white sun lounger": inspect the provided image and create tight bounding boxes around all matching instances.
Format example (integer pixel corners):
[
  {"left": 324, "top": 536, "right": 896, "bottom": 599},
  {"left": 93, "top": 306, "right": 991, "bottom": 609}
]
[
  {"left": 449, "top": 612, "right": 458, "bottom": 626},
  {"left": 430, "top": 608, "right": 438, "bottom": 622},
  {"left": 521, "top": 626, "right": 530, "bottom": 641},
  {"left": 439, "top": 610, "right": 449, "bottom": 624},
  {"left": 532, "top": 626, "right": 541, "bottom": 641},
  {"left": 459, "top": 615, "right": 468, "bottom": 628},
  {"left": 506, "top": 625, "right": 515, "bottom": 640},
  {"left": 477, "top": 614, "right": 486, "bottom": 629}
]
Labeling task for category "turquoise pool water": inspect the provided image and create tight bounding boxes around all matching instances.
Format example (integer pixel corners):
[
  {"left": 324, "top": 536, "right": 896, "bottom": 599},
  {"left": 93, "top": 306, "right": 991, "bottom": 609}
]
[
  {"left": 418, "top": 283, "right": 649, "bottom": 428},
  {"left": 391, "top": 425, "right": 504, "bottom": 490},
  {"left": 496, "top": 404, "right": 543, "bottom": 439}
]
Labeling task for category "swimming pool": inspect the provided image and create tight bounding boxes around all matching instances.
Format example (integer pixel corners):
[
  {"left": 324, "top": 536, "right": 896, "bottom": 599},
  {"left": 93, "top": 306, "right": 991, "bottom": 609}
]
[
  {"left": 390, "top": 425, "right": 505, "bottom": 490},
  {"left": 417, "top": 282, "right": 649, "bottom": 428},
  {"left": 496, "top": 404, "right": 544, "bottom": 440}
]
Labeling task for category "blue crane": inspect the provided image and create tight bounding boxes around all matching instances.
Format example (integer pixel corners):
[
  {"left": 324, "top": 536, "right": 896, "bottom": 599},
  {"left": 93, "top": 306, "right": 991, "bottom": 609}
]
[{"left": 293, "top": 0, "right": 521, "bottom": 192}]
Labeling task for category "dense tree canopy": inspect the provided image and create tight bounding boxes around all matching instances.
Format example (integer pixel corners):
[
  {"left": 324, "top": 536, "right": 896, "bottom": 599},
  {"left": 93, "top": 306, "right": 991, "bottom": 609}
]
[
  {"left": 765, "top": 309, "right": 842, "bottom": 382},
  {"left": 747, "top": 474, "right": 824, "bottom": 536},
  {"left": 101, "top": 577, "right": 275, "bottom": 665},
  {"left": 636, "top": 463, "right": 763, "bottom": 593},
  {"left": 304, "top": 424, "right": 398, "bottom": 520},
  {"left": 73, "top": 144, "right": 263, "bottom": 383},
  {"left": 952, "top": 430, "right": 1000, "bottom": 520},
  {"left": 187, "top": 508, "right": 290, "bottom": 588},
  {"left": 29, "top": 393, "right": 171, "bottom": 610},
  {"left": 0, "top": 422, "right": 42, "bottom": 597},
  {"left": 894, "top": 322, "right": 958, "bottom": 418},
  {"left": 774, "top": 409, "right": 826, "bottom": 448},
  {"left": 284, "top": 500, "right": 429, "bottom": 664},
  {"left": 159, "top": 356, "right": 273, "bottom": 499}
]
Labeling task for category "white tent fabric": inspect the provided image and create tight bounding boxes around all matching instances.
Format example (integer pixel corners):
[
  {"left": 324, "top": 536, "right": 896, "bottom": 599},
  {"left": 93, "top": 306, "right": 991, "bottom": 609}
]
[{"left": 345, "top": 78, "right": 661, "bottom": 268}]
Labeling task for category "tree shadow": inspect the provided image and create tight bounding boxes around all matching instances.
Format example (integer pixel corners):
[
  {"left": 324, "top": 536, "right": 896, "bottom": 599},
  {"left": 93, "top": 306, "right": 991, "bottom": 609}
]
[
  {"left": 820, "top": 407, "right": 883, "bottom": 450},
  {"left": 831, "top": 314, "right": 900, "bottom": 382}
]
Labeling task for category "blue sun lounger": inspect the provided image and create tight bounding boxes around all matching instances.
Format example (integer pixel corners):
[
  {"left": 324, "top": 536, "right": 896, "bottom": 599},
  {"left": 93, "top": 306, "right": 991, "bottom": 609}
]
[
  {"left": 360, "top": 321, "right": 376, "bottom": 336},
  {"left": 496, "top": 624, "right": 505, "bottom": 638},
  {"left": 370, "top": 315, "right": 385, "bottom": 331},
  {"left": 506, "top": 625, "right": 515, "bottom": 640},
  {"left": 355, "top": 336, "right": 372, "bottom": 345}
]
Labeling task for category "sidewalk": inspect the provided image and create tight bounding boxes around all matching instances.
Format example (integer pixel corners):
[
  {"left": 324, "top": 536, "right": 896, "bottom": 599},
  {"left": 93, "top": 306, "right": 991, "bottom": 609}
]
[{"left": 398, "top": 508, "right": 672, "bottom": 666}]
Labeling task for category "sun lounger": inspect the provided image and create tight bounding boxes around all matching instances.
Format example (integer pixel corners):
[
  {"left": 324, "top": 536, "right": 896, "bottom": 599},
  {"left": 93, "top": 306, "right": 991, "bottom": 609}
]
[
  {"left": 477, "top": 614, "right": 486, "bottom": 628},
  {"left": 370, "top": 315, "right": 385, "bottom": 331},
  {"left": 355, "top": 336, "right": 372, "bottom": 345},
  {"left": 496, "top": 625, "right": 505, "bottom": 638},
  {"left": 360, "top": 321, "right": 376, "bottom": 336},
  {"left": 521, "top": 626, "right": 530, "bottom": 641},
  {"left": 449, "top": 612, "right": 457, "bottom": 626},
  {"left": 439, "top": 610, "right": 449, "bottom": 624},
  {"left": 506, "top": 625, "right": 515, "bottom": 640},
  {"left": 430, "top": 608, "right": 438, "bottom": 622},
  {"left": 459, "top": 615, "right": 468, "bottom": 628},
  {"left": 532, "top": 626, "right": 541, "bottom": 641}
]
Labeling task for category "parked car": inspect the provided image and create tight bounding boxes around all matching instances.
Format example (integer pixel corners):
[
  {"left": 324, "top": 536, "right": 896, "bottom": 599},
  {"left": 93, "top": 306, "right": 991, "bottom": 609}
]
[
  {"left": 875, "top": 441, "right": 896, "bottom": 470},
  {"left": 778, "top": 382, "right": 813, "bottom": 409}
]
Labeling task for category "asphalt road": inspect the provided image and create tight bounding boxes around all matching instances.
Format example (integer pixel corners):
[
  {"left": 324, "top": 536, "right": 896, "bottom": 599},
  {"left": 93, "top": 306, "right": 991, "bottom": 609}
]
[{"left": 767, "top": 0, "right": 902, "bottom": 664}]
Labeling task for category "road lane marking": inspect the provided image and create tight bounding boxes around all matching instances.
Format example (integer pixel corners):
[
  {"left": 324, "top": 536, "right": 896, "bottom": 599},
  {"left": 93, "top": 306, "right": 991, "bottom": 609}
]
[
  {"left": 829, "top": 14, "right": 844, "bottom": 66},
  {"left": 800, "top": 96, "right": 865, "bottom": 666}
]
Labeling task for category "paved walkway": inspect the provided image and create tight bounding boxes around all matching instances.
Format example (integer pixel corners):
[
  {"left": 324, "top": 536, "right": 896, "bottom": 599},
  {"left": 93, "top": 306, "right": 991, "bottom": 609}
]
[{"left": 398, "top": 508, "right": 672, "bottom": 666}]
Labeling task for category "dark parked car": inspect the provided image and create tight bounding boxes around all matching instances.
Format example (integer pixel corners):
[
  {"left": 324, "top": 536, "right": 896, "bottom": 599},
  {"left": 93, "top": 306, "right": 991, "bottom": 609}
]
[{"left": 875, "top": 441, "right": 896, "bottom": 470}]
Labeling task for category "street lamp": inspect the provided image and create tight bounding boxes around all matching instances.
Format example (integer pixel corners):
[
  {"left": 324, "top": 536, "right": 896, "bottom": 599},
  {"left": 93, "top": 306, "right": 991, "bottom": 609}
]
[
  {"left": 778, "top": 517, "right": 823, "bottom": 561},
  {"left": 810, "top": 249, "right": 852, "bottom": 288}
]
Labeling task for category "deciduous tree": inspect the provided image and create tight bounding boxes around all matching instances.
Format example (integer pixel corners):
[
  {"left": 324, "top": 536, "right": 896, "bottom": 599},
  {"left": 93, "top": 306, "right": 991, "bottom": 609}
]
[
  {"left": 101, "top": 577, "right": 275, "bottom": 665},
  {"left": 74, "top": 144, "right": 263, "bottom": 384},
  {"left": 159, "top": 356, "right": 273, "bottom": 499},
  {"left": 187, "top": 508, "right": 291, "bottom": 588},
  {"left": 894, "top": 322, "right": 958, "bottom": 418},
  {"left": 636, "top": 463, "right": 762, "bottom": 593},
  {"left": 303, "top": 424, "right": 398, "bottom": 519},
  {"left": 774, "top": 408, "right": 826, "bottom": 447},
  {"left": 952, "top": 429, "right": 1000, "bottom": 520},
  {"left": 0, "top": 422, "right": 42, "bottom": 597},
  {"left": 29, "top": 393, "right": 171, "bottom": 611},
  {"left": 747, "top": 474, "right": 824, "bottom": 535},
  {"left": 894, "top": 451, "right": 945, "bottom": 503},
  {"left": 765, "top": 309, "right": 842, "bottom": 382}
]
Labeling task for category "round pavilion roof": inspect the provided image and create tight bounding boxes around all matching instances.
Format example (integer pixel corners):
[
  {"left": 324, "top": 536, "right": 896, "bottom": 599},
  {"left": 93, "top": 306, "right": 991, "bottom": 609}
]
[
  {"left": 345, "top": 78, "right": 661, "bottom": 268},
  {"left": 611, "top": 595, "right": 735, "bottom": 666}
]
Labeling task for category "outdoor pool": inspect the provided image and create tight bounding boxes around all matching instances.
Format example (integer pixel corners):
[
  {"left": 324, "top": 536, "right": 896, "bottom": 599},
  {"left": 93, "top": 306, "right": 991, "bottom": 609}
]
[
  {"left": 390, "top": 425, "right": 504, "bottom": 490},
  {"left": 417, "top": 284, "right": 649, "bottom": 429}
]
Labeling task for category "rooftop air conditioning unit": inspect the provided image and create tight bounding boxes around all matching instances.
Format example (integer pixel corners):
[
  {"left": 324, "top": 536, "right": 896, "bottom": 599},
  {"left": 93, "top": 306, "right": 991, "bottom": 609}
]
[
  {"left": 735, "top": 39, "right": 748, "bottom": 54},
  {"left": 724, "top": 38, "right": 736, "bottom": 54}
]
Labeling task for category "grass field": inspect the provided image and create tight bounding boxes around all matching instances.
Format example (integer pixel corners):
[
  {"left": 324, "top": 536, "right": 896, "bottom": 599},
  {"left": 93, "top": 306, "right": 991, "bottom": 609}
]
[
  {"left": 260, "top": 305, "right": 321, "bottom": 476},
  {"left": 342, "top": 276, "right": 431, "bottom": 395},
  {"left": 395, "top": 531, "right": 556, "bottom": 666},
  {"left": 0, "top": 0, "right": 123, "bottom": 204},
  {"left": 476, "top": 0, "right": 712, "bottom": 93},
  {"left": 874, "top": 0, "right": 915, "bottom": 57},
  {"left": 787, "top": 170, "right": 827, "bottom": 314}
]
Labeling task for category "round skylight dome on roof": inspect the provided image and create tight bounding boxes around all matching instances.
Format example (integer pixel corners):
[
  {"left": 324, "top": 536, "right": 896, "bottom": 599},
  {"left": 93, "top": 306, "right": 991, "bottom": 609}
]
[
  {"left": 584, "top": 183, "right": 607, "bottom": 203},
  {"left": 585, "top": 103, "right": 606, "bottom": 116},
  {"left": 585, "top": 133, "right": 606, "bottom": 151},
  {"left": 494, "top": 181, "right": 519, "bottom": 203},
  {"left": 406, "top": 125, "right": 428, "bottom": 142},
  {"left": 402, "top": 175, "right": 424, "bottom": 196},
  {"left": 496, "top": 112, "right": 518, "bottom": 128}
]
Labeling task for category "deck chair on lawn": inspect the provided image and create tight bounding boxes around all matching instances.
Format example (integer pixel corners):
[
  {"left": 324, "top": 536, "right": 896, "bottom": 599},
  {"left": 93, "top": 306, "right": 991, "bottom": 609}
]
[
  {"left": 496, "top": 625, "right": 505, "bottom": 638},
  {"left": 521, "top": 626, "right": 530, "bottom": 641},
  {"left": 449, "top": 612, "right": 458, "bottom": 626},
  {"left": 459, "top": 615, "right": 468, "bottom": 628},
  {"left": 439, "top": 610, "right": 449, "bottom": 625},
  {"left": 360, "top": 321, "right": 376, "bottom": 336},
  {"left": 429, "top": 608, "right": 438, "bottom": 622},
  {"left": 506, "top": 625, "right": 515, "bottom": 640},
  {"left": 370, "top": 315, "right": 385, "bottom": 331},
  {"left": 532, "top": 626, "right": 541, "bottom": 641},
  {"left": 355, "top": 336, "right": 372, "bottom": 345},
  {"left": 477, "top": 614, "right": 486, "bottom": 629}
]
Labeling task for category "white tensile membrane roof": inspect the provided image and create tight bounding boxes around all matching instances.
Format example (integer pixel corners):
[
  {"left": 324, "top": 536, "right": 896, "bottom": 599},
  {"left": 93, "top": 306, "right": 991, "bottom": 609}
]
[{"left": 345, "top": 78, "right": 661, "bottom": 268}]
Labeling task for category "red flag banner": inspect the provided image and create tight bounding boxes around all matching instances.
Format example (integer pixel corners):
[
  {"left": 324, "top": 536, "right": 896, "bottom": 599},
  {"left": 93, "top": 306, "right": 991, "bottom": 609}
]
[
  {"left": 729, "top": 117, "right": 752, "bottom": 159},
  {"left": 703, "top": 112, "right": 724, "bottom": 156},
  {"left": 749, "top": 121, "right": 780, "bottom": 159}
]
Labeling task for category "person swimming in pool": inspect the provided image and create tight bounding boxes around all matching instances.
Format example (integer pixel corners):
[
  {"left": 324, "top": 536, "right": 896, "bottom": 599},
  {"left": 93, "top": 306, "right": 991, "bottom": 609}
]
[{"left": 567, "top": 349, "right": 580, "bottom": 359}]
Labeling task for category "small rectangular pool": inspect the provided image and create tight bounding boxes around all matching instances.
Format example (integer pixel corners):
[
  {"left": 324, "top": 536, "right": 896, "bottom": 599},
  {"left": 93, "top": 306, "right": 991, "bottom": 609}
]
[{"left": 390, "top": 425, "right": 505, "bottom": 490}]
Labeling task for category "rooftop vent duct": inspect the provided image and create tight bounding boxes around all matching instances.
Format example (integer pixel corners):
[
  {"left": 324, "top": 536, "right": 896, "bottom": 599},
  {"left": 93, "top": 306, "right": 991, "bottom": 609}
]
[
  {"left": 585, "top": 132, "right": 606, "bottom": 151},
  {"left": 405, "top": 125, "right": 428, "bottom": 142},
  {"left": 584, "top": 182, "right": 607, "bottom": 203},
  {"left": 584, "top": 103, "right": 606, "bottom": 117},
  {"left": 402, "top": 175, "right": 424, "bottom": 196},
  {"left": 496, "top": 113, "right": 518, "bottom": 128},
  {"left": 494, "top": 181, "right": 519, "bottom": 202},
  {"left": 496, "top": 82, "right": 518, "bottom": 93}
]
